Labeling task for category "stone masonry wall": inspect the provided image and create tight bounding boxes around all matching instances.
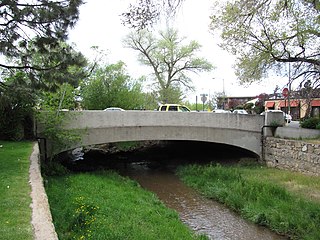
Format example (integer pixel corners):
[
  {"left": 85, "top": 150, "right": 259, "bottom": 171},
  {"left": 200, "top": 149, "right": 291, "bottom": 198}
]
[{"left": 264, "top": 137, "right": 320, "bottom": 176}]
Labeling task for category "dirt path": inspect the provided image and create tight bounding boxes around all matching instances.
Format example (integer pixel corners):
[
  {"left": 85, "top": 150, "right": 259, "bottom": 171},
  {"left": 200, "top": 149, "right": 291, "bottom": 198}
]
[{"left": 29, "top": 143, "right": 58, "bottom": 240}]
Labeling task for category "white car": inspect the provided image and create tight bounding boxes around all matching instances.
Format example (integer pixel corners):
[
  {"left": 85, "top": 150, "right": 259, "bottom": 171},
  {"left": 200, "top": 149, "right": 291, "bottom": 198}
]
[
  {"left": 104, "top": 107, "right": 125, "bottom": 111},
  {"left": 260, "top": 110, "right": 292, "bottom": 123},
  {"left": 212, "top": 109, "right": 231, "bottom": 113},
  {"left": 233, "top": 109, "right": 248, "bottom": 114}
]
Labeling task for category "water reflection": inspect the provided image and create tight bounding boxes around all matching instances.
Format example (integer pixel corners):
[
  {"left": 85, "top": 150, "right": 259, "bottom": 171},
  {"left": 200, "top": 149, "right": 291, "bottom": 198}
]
[{"left": 122, "top": 162, "right": 287, "bottom": 240}]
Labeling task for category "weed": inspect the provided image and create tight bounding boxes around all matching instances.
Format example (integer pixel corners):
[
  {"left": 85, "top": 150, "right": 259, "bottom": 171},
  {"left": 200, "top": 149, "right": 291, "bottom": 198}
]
[{"left": 69, "top": 196, "right": 99, "bottom": 239}]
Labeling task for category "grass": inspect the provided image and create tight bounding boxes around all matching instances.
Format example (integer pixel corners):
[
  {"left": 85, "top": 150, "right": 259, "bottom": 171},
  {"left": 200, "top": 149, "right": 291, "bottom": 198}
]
[
  {"left": 236, "top": 165, "right": 320, "bottom": 203},
  {"left": 0, "top": 141, "right": 33, "bottom": 240},
  {"left": 45, "top": 170, "right": 207, "bottom": 240},
  {"left": 4, "top": 138, "right": 318, "bottom": 239},
  {"left": 303, "top": 138, "right": 320, "bottom": 144},
  {"left": 177, "top": 163, "right": 320, "bottom": 240}
]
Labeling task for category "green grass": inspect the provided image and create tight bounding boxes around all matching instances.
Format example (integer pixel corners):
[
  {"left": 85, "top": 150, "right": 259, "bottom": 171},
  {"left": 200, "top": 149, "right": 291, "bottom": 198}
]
[
  {"left": 0, "top": 141, "right": 33, "bottom": 240},
  {"left": 177, "top": 163, "right": 320, "bottom": 240},
  {"left": 233, "top": 165, "right": 320, "bottom": 203},
  {"left": 45, "top": 171, "right": 207, "bottom": 240}
]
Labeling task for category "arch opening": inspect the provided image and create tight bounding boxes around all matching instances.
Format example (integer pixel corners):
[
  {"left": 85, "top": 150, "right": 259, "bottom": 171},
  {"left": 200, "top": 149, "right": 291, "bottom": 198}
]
[{"left": 54, "top": 140, "right": 260, "bottom": 170}]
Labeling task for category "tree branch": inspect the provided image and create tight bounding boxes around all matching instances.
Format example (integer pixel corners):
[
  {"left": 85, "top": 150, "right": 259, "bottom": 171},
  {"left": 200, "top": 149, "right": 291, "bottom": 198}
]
[{"left": 0, "top": 62, "right": 61, "bottom": 71}]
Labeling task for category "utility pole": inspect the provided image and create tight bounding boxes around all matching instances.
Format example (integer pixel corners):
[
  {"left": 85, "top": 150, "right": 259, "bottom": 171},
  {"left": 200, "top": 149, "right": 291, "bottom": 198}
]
[
  {"left": 196, "top": 96, "right": 198, "bottom": 111},
  {"left": 222, "top": 78, "right": 225, "bottom": 95},
  {"left": 288, "top": 63, "right": 291, "bottom": 115},
  {"left": 222, "top": 79, "right": 226, "bottom": 110}
]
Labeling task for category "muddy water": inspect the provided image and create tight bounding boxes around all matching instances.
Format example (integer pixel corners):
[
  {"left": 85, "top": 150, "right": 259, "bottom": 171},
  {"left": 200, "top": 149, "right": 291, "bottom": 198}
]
[{"left": 121, "top": 162, "right": 287, "bottom": 240}]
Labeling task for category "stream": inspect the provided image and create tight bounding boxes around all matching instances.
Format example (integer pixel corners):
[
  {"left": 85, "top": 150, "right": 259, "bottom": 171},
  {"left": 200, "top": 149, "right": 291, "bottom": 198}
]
[
  {"left": 120, "top": 162, "right": 287, "bottom": 240},
  {"left": 68, "top": 141, "right": 288, "bottom": 240}
]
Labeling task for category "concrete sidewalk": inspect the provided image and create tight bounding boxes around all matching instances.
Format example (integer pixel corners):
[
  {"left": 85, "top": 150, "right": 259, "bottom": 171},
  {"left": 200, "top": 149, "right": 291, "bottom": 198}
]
[{"left": 29, "top": 143, "right": 58, "bottom": 240}]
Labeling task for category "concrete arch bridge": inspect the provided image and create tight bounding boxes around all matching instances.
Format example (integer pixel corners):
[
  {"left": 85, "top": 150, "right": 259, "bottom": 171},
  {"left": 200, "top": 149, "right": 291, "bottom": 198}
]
[{"left": 36, "top": 110, "right": 283, "bottom": 160}]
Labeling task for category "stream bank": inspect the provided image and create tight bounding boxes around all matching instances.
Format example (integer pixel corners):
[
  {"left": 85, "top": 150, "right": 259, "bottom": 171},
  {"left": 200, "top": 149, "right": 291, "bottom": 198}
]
[{"left": 58, "top": 141, "right": 287, "bottom": 239}]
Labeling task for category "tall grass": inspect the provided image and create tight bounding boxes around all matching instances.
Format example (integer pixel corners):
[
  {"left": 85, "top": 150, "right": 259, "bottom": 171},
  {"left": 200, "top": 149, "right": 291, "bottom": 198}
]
[
  {"left": 177, "top": 164, "right": 320, "bottom": 240},
  {"left": 0, "top": 141, "right": 33, "bottom": 240},
  {"left": 46, "top": 170, "right": 207, "bottom": 240}
]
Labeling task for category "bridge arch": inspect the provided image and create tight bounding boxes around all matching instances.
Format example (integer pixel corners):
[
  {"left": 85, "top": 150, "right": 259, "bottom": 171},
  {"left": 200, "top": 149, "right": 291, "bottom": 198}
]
[
  {"left": 80, "top": 125, "right": 262, "bottom": 157},
  {"left": 37, "top": 110, "right": 270, "bottom": 160}
]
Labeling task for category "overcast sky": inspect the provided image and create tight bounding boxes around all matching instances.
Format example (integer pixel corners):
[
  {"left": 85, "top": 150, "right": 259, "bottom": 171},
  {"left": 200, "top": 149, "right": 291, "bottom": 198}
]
[{"left": 68, "top": 0, "right": 289, "bottom": 102}]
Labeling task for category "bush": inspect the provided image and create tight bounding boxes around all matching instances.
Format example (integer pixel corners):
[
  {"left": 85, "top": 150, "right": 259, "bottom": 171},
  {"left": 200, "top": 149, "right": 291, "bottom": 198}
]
[
  {"left": 41, "top": 161, "right": 70, "bottom": 176},
  {"left": 300, "top": 117, "right": 320, "bottom": 129}
]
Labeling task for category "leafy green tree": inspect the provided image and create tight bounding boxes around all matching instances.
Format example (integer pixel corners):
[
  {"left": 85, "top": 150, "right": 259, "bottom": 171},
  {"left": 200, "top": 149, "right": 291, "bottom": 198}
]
[
  {"left": 0, "top": 0, "right": 84, "bottom": 71},
  {"left": 124, "top": 28, "right": 213, "bottom": 103},
  {"left": 0, "top": 41, "right": 87, "bottom": 140},
  {"left": 39, "top": 83, "right": 79, "bottom": 110},
  {"left": 142, "top": 92, "right": 159, "bottom": 110},
  {"left": 1, "top": 41, "right": 88, "bottom": 92},
  {"left": 0, "top": 1, "right": 87, "bottom": 93},
  {"left": 0, "top": 73, "right": 36, "bottom": 140},
  {"left": 0, "top": 1, "right": 87, "bottom": 141},
  {"left": 184, "top": 101, "right": 211, "bottom": 112},
  {"left": 210, "top": 0, "right": 320, "bottom": 88},
  {"left": 157, "top": 86, "right": 184, "bottom": 104},
  {"left": 81, "top": 61, "right": 147, "bottom": 110},
  {"left": 183, "top": 102, "right": 197, "bottom": 111}
]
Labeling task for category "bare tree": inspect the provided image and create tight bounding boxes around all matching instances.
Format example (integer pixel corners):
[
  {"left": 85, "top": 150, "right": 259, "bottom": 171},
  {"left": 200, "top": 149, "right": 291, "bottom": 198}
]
[{"left": 121, "top": 0, "right": 185, "bottom": 29}]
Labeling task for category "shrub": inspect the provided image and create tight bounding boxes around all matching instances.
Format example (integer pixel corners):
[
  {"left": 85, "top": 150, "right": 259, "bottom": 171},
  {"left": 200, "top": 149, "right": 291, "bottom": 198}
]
[
  {"left": 300, "top": 117, "right": 320, "bottom": 129},
  {"left": 41, "top": 161, "right": 69, "bottom": 176}
]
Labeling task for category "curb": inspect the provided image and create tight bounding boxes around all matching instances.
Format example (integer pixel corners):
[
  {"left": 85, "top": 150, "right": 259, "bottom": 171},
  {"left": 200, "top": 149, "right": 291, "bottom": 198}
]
[{"left": 29, "top": 143, "right": 58, "bottom": 240}]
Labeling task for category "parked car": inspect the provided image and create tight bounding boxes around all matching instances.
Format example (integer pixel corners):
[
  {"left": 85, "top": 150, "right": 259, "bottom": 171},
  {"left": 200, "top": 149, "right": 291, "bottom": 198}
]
[
  {"left": 104, "top": 107, "right": 125, "bottom": 111},
  {"left": 157, "top": 104, "right": 190, "bottom": 112},
  {"left": 212, "top": 109, "right": 231, "bottom": 113},
  {"left": 260, "top": 110, "right": 292, "bottom": 123},
  {"left": 233, "top": 109, "right": 248, "bottom": 114}
]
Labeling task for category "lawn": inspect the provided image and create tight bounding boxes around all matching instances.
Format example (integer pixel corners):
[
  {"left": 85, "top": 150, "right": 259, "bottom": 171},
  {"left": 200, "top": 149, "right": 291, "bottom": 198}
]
[{"left": 0, "top": 141, "right": 34, "bottom": 240}]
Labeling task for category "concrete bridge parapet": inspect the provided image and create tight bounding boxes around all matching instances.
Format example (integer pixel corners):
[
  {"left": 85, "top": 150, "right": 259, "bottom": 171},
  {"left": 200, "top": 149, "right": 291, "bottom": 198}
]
[{"left": 62, "top": 110, "right": 264, "bottom": 131}]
